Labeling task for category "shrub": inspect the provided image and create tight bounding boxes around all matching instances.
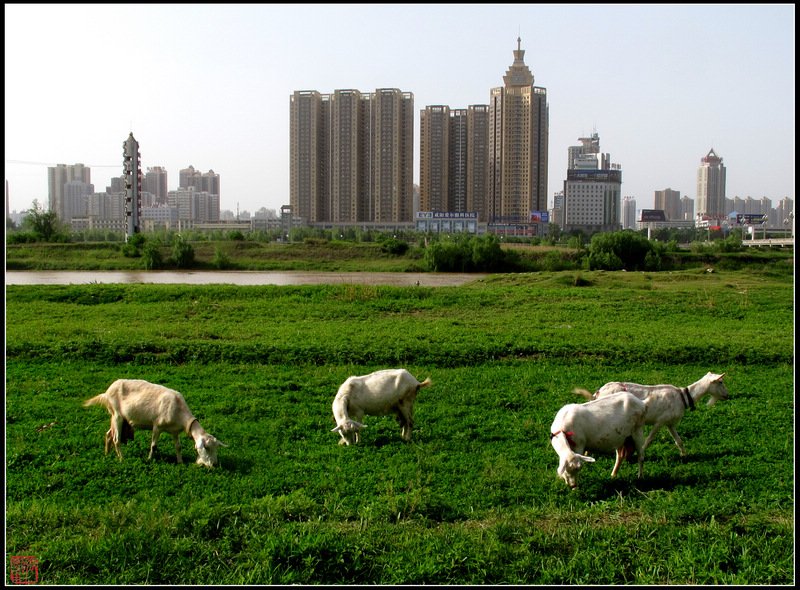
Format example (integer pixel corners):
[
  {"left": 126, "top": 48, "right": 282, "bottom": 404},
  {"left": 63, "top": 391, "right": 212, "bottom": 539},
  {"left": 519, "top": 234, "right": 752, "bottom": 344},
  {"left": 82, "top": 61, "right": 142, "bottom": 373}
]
[
  {"left": 143, "top": 242, "right": 164, "bottom": 270},
  {"left": 120, "top": 243, "right": 140, "bottom": 258},
  {"left": 213, "top": 247, "right": 234, "bottom": 270},
  {"left": 589, "top": 230, "right": 655, "bottom": 270},
  {"left": 172, "top": 236, "right": 195, "bottom": 269},
  {"left": 7, "top": 233, "right": 36, "bottom": 244},
  {"left": 381, "top": 238, "right": 409, "bottom": 255},
  {"left": 126, "top": 233, "right": 146, "bottom": 248}
]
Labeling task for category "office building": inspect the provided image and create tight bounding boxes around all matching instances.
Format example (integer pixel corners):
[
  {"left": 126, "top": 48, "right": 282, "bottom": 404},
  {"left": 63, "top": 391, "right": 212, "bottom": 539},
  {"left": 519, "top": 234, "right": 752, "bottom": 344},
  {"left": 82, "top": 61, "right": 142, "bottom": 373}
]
[{"left": 562, "top": 133, "right": 622, "bottom": 233}]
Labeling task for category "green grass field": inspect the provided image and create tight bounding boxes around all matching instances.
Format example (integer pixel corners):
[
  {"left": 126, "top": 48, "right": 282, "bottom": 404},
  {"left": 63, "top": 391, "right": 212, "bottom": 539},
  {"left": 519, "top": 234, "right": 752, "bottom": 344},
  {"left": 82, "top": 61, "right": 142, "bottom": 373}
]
[{"left": 5, "top": 268, "right": 794, "bottom": 584}]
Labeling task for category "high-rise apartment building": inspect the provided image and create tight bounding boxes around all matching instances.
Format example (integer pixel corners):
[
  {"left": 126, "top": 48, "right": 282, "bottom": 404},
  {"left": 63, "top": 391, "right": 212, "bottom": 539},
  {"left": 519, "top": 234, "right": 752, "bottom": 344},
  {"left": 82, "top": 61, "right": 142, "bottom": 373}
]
[
  {"left": 63, "top": 180, "right": 94, "bottom": 221},
  {"left": 696, "top": 148, "right": 726, "bottom": 219},
  {"left": 622, "top": 196, "right": 637, "bottom": 229},
  {"left": 144, "top": 166, "right": 169, "bottom": 205},
  {"left": 420, "top": 105, "right": 451, "bottom": 213},
  {"left": 289, "top": 87, "right": 414, "bottom": 224},
  {"left": 419, "top": 104, "right": 491, "bottom": 220},
  {"left": 562, "top": 133, "right": 622, "bottom": 233},
  {"left": 488, "top": 38, "right": 548, "bottom": 222},
  {"left": 48, "top": 163, "right": 91, "bottom": 222},
  {"left": 680, "top": 196, "right": 695, "bottom": 221},
  {"left": 654, "top": 188, "right": 681, "bottom": 221},
  {"left": 466, "top": 105, "right": 490, "bottom": 219},
  {"left": 372, "top": 88, "right": 415, "bottom": 222}
]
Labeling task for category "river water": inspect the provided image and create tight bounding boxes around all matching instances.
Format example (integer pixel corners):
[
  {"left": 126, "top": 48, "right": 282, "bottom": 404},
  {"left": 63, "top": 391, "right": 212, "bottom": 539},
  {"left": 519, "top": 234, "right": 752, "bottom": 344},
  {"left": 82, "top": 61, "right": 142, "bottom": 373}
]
[{"left": 5, "top": 270, "right": 488, "bottom": 287}]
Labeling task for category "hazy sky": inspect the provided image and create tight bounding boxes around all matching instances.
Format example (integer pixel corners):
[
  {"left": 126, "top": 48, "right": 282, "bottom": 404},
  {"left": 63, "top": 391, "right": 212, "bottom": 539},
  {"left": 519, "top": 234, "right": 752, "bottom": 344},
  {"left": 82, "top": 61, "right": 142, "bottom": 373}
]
[{"left": 4, "top": 3, "right": 795, "bottom": 216}]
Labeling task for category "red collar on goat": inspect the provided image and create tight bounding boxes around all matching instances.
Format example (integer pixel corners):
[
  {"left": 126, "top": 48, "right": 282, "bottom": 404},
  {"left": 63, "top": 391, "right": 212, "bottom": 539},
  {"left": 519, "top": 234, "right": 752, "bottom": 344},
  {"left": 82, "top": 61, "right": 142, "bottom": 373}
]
[{"left": 550, "top": 430, "right": 576, "bottom": 450}]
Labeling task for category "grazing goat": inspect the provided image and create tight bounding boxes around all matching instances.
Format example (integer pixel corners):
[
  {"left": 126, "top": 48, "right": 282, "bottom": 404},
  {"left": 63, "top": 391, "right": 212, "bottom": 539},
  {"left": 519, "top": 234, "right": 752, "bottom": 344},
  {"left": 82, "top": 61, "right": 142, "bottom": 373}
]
[
  {"left": 331, "top": 369, "right": 432, "bottom": 445},
  {"left": 573, "top": 372, "right": 728, "bottom": 456},
  {"left": 84, "top": 379, "right": 228, "bottom": 467},
  {"left": 550, "top": 393, "right": 647, "bottom": 489}
]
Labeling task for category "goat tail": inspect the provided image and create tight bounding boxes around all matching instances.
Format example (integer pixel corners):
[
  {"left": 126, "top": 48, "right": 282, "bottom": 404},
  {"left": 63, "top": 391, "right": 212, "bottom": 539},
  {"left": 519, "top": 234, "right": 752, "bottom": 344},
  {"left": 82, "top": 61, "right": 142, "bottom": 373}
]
[
  {"left": 418, "top": 377, "right": 432, "bottom": 389},
  {"left": 572, "top": 388, "right": 594, "bottom": 400},
  {"left": 83, "top": 394, "right": 106, "bottom": 408}
]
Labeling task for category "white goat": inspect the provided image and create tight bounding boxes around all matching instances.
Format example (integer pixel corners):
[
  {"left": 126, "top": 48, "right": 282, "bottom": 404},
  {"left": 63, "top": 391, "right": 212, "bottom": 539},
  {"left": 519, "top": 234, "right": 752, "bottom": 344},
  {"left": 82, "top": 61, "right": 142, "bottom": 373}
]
[
  {"left": 573, "top": 372, "right": 728, "bottom": 456},
  {"left": 549, "top": 392, "right": 647, "bottom": 489},
  {"left": 84, "top": 379, "right": 228, "bottom": 467},
  {"left": 331, "top": 369, "right": 432, "bottom": 445}
]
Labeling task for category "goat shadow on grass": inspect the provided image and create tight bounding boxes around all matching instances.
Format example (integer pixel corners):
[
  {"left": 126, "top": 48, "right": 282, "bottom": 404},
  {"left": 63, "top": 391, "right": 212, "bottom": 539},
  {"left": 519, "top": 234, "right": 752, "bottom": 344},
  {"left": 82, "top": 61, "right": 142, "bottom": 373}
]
[{"left": 578, "top": 466, "right": 741, "bottom": 501}]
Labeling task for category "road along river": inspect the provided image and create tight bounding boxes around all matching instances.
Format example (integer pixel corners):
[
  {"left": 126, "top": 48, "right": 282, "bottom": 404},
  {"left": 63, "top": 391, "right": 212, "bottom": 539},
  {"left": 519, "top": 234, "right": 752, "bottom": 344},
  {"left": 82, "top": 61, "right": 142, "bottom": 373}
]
[{"left": 5, "top": 270, "right": 489, "bottom": 287}]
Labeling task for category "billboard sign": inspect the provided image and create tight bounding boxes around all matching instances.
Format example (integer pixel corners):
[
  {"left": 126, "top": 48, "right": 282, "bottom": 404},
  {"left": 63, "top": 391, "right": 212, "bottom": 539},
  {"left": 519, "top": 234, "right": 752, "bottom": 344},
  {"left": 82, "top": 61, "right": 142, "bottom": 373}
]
[
  {"left": 416, "top": 211, "right": 478, "bottom": 219},
  {"left": 736, "top": 214, "right": 766, "bottom": 225},
  {"left": 529, "top": 211, "right": 549, "bottom": 223},
  {"left": 637, "top": 209, "right": 666, "bottom": 222}
]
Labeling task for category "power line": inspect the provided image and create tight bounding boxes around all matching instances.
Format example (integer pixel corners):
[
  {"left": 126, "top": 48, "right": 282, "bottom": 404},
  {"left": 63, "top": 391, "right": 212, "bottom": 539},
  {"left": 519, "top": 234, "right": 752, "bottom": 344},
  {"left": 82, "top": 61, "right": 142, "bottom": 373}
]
[{"left": 5, "top": 159, "right": 120, "bottom": 168}]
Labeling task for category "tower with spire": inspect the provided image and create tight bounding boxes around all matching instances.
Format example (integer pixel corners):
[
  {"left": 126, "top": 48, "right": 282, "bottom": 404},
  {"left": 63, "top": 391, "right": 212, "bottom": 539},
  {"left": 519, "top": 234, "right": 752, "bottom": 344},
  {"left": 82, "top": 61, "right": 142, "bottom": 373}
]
[
  {"left": 696, "top": 148, "right": 726, "bottom": 219},
  {"left": 488, "top": 37, "right": 549, "bottom": 226}
]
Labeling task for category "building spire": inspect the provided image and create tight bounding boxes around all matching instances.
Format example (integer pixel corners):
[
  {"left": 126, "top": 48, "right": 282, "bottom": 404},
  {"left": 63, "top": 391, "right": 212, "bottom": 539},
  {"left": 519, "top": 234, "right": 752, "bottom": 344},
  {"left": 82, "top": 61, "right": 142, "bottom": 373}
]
[{"left": 504, "top": 37, "right": 534, "bottom": 87}]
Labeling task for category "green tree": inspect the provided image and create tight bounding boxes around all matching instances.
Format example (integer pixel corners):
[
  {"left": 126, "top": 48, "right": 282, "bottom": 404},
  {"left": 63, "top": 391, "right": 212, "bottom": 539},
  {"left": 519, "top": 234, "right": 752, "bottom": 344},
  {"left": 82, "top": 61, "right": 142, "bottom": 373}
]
[
  {"left": 471, "top": 234, "right": 504, "bottom": 271},
  {"left": 589, "top": 230, "right": 656, "bottom": 271},
  {"left": 22, "top": 200, "right": 68, "bottom": 242}
]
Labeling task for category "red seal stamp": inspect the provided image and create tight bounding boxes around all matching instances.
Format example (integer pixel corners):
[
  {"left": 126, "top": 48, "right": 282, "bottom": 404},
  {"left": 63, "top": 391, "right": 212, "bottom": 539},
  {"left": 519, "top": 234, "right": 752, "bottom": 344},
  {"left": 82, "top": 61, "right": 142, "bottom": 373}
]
[{"left": 9, "top": 556, "right": 38, "bottom": 584}]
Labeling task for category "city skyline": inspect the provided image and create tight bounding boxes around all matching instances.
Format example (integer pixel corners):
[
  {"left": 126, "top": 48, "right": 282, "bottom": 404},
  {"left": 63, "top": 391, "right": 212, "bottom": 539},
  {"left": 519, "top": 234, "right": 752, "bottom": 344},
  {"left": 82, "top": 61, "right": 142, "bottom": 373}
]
[{"left": 4, "top": 4, "right": 795, "bottom": 217}]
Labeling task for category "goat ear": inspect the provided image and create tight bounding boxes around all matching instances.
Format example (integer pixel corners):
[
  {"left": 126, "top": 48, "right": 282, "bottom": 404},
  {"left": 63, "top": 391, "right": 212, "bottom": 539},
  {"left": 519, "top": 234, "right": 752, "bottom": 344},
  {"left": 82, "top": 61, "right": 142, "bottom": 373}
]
[
  {"left": 353, "top": 421, "right": 367, "bottom": 429},
  {"left": 331, "top": 425, "right": 342, "bottom": 433},
  {"left": 215, "top": 438, "right": 229, "bottom": 448},
  {"left": 577, "top": 454, "right": 595, "bottom": 463}
]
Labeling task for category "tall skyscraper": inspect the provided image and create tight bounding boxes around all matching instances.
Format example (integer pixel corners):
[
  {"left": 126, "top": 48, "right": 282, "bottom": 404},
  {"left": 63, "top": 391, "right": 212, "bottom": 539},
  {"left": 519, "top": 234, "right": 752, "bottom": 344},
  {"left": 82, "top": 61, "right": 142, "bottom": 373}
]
[
  {"left": 48, "top": 163, "right": 91, "bottom": 222},
  {"left": 420, "top": 105, "right": 451, "bottom": 213},
  {"left": 289, "top": 90, "right": 327, "bottom": 223},
  {"left": 144, "top": 166, "right": 169, "bottom": 205},
  {"left": 330, "top": 89, "right": 369, "bottom": 222},
  {"left": 696, "top": 148, "right": 726, "bottom": 218},
  {"left": 419, "top": 104, "right": 491, "bottom": 220},
  {"left": 488, "top": 38, "right": 549, "bottom": 222},
  {"left": 622, "top": 196, "right": 637, "bottom": 229},
  {"left": 371, "top": 88, "right": 415, "bottom": 222},
  {"left": 466, "top": 105, "right": 490, "bottom": 219},
  {"left": 290, "top": 87, "right": 414, "bottom": 224}
]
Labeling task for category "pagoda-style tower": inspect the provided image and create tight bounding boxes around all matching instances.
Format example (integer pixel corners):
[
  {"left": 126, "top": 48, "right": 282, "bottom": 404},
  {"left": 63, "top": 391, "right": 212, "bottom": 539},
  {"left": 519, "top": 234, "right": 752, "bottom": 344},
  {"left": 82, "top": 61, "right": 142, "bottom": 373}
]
[{"left": 123, "top": 132, "right": 142, "bottom": 238}]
